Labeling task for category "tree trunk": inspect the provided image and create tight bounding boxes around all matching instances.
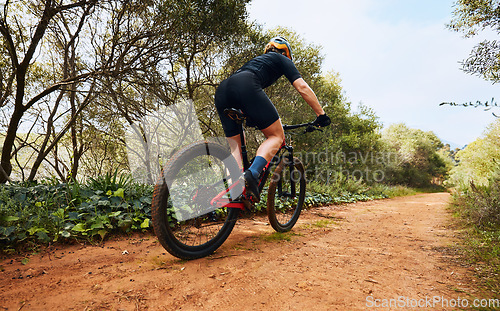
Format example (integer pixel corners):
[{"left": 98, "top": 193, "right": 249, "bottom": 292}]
[{"left": 0, "top": 107, "right": 24, "bottom": 183}]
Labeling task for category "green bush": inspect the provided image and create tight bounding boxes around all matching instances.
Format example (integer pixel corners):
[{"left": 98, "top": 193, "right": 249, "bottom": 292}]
[
  {"left": 0, "top": 176, "right": 153, "bottom": 250},
  {"left": 453, "top": 174, "right": 500, "bottom": 230},
  {"left": 451, "top": 174, "right": 500, "bottom": 294},
  {"left": 307, "top": 180, "right": 392, "bottom": 202},
  {"left": 364, "top": 184, "right": 416, "bottom": 198},
  {"left": 381, "top": 123, "right": 448, "bottom": 187},
  {"left": 0, "top": 170, "right": 426, "bottom": 251},
  {"left": 446, "top": 119, "right": 500, "bottom": 189},
  {"left": 0, "top": 183, "right": 73, "bottom": 245}
]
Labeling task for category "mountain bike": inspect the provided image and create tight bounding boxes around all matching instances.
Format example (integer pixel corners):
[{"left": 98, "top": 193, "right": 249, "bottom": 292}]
[{"left": 151, "top": 108, "right": 322, "bottom": 260}]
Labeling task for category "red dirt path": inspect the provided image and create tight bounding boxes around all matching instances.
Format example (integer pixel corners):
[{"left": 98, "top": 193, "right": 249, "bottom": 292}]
[{"left": 0, "top": 193, "right": 477, "bottom": 310}]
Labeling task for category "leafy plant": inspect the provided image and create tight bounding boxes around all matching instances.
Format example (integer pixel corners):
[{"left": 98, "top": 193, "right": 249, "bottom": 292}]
[
  {"left": 0, "top": 178, "right": 153, "bottom": 251},
  {"left": 451, "top": 172, "right": 500, "bottom": 295},
  {"left": 454, "top": 174, "right": 500, "bottom": 230},
  {"left": 87, "top": 169, "right": 133, "bottom": 192}
]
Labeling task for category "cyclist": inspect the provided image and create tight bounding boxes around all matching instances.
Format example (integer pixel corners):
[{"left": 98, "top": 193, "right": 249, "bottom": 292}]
[{"left": 215, "top": 36, "right": 331, "bottom": 202}]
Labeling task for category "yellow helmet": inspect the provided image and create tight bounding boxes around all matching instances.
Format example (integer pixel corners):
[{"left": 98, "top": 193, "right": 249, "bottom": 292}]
[{"left": 264, "top": 36, "right": 293, "bottom": 60}]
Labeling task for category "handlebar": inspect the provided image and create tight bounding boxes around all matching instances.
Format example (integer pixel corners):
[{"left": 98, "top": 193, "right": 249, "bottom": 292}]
[{"left": 282, "top": 122, "right": 323, "bottom": 133}]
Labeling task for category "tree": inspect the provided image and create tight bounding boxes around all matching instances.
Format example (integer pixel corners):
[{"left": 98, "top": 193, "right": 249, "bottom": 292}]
[
  {"left": 381, "top": 123, "right": 447, "bottom": 187},
  {"left": 112, "top": 0, "right": 251, "bottom": 183},
  {"left": 0, "top": 0, "right": 250, "bottom": 183},
  {"left": 447, "top": 118, "right": 500, "bottom": 188},
  {"left": 448, "top": 0, "right": 500, "bottom": 83},
  {"left": 0, "top": 0, "right": 100, "bottom": 183}
]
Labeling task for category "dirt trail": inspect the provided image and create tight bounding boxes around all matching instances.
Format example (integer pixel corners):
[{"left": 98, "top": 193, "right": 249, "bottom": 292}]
[{"left": 0, "top": 193, "right": 476, "bottom": 310}]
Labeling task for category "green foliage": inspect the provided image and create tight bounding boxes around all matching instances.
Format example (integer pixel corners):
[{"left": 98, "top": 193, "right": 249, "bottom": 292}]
[
  {"left": 381, "top": 123, "right": 447, "bottom": 187},
  {"left": 436, "top": 145, "right": 457, "bottom": 179},
  {"left": 0, "top": 183, "right": 71, "bottom": 245},
  {"left": 463, "top": 228, "right": 500, "bottom": 293},
  {"left": 309, "top": 219, "right": 336, "bottom": 228},
  {"left": 306, "top": 181, "right": 388, "bottom": 204},
  {"left": 304, "top": 192, "right": 335, "bottom": 207},
  {"left": 451, "top": 174, "right": 500, "bottom": 294},
  {"left": 446, "top": 118, "right": 500, "bottom": 295},
  {"left": 447, "top": 119, "right": 500, "bottom": 189},
  {"left": 87, "top": 169, "right": 133, "bottom": 192},
  {"left": 365, "top": 184, "right": 418, "bottom": 198},
  {"left": 252, "top": 188, "right": 332, "bottom": 213},
  {"left": 303, "top": 103, "right": 384, "bottom": 187},
  {"left": 453, "top": 173, "right": 500, "bottom": 230},
  {"left": 448, "top": 0, "right": 500, "bottom": 82},
  {"left": 0, "top": 175, "right": 153, "bottom": 250}
]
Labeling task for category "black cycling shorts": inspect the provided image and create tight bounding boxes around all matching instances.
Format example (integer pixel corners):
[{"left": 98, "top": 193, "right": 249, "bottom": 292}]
[{"left": 215, "top": 71, "right": 279, "bottom": 137}]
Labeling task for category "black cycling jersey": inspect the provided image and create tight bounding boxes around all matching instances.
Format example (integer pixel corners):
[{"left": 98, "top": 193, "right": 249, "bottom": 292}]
[
  {"left": 238, "top": 52, "right": 301, "bottom": 88},
  {"left": 215, "top": 52, "right": 302, "bottom": 137}
]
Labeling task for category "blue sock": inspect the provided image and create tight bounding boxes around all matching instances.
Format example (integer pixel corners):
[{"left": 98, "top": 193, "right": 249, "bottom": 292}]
[{"left": 248, "top": 156, "right": 268, "bottom": 179}]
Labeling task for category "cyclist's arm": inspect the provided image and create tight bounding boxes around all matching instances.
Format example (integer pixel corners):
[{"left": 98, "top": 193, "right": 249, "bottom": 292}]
[{"left": 292, "top": 78, "right": 325, "bottom": 116}]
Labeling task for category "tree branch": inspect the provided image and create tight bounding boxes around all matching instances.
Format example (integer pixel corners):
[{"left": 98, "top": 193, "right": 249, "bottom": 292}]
[
  {"left": 23, "top": 72, "right": 93, "bottom": 110},
  {"left": 0, "top": 7, "right": 20, "bottom": 69}
]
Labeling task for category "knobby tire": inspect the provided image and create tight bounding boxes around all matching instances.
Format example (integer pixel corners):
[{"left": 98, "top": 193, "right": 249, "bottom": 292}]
[
  {"left": 151, "top": 141, "right": 240, "bottom": 260},
  {"left": 267, "top": 157, "right": 306, "bottom": 232}
]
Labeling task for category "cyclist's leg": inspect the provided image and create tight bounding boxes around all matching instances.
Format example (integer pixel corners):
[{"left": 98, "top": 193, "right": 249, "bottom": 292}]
[
  {"left": 240, "top": 84, "right": 283, "bottom": 178},
  {"left": 245, "top": 119, "right": 284, "bottom": 180},
  {"left": 214, "top": 78, "right": 244, "bottom": 169},
  {"left": 243, "top": 119, "right": 285, "bottom": 201},
  {"left": 257, "top": 119, "right": 285, "bottom": 163},
  {"left": 226, "top": 134, "right": 243, "bottom": 170}
]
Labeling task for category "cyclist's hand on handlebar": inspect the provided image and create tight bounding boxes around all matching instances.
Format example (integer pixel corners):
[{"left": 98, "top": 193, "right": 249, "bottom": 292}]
[{"left": 313, "top": 114, "right": 331, "bottom": 128}]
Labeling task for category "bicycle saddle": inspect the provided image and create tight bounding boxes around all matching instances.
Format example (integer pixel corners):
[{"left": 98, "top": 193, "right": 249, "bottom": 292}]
[{"left": 224, "top": 108, "right": 246, "bottom": 124}]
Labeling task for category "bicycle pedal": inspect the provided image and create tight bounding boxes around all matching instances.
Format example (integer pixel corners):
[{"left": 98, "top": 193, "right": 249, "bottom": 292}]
[
  {"left": 250, "top": 195, "right": 260, "bottom": 203},
  {"left": 243, "top": 192, "right": 260, "bottom": 204},
  {"left": 242, "top": 199, "right": 254, "bottom": 212}
]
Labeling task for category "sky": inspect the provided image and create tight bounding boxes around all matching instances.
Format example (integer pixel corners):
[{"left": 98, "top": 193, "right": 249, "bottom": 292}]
[{"left": 247, "top": 0, "right": 499, "bottom": 148}]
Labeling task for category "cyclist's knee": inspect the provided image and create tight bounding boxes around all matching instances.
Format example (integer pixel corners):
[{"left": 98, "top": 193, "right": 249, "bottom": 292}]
[
  {"left": 274, "top": 130, "right": 285, "bottom": 142},
  {"left": 261, "top": 119, "right": 284, "bottom": 139}
]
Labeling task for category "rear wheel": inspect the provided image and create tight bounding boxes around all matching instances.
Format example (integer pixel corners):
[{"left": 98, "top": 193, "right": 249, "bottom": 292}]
[
  {"left": 267, "top": 157, "right": 305, "bottom": 232},
  {"left": 151, "top": 141, "right": 241, "bottom": 260}
]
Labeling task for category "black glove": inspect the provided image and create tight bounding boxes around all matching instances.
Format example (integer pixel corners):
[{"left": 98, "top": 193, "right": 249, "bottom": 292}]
[{"left": 313, "top": 114, "right": 331, "bottom": 127}]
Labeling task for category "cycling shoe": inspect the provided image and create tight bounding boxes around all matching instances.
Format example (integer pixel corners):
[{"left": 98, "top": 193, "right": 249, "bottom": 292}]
[{"left": 243, "top": 170, "right": 260, "bottom": 202}]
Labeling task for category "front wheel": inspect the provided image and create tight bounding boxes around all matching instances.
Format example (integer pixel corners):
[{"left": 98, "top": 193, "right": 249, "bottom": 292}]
[
  {"left": 267, "top": 156, "right": 306, "bottom": 232},
  {"left": 151, "top": 141, "right": 241, "bottom": 260}
]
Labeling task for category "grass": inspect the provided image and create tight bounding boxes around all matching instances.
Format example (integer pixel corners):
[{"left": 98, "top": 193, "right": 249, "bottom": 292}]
[
  {"left": 370, "top": 185, "right": 418, "bottom": 198},
  {"left": 449, "top": 177, "right": 500, "bottom": 300},
  {"left": 302, "top": 219, "right": 336, "bottom": 229},
  {"left": 462, "top": 227, "right": 500, "bottom": 294},
  {"left": 261, "top": 231, "right": 300, "bottom": 242},
  {"left": 365, "top": 184, "right": 447, "bottom": 198},
  {"left": 312, "top": 219, "right": 335, "bottom": 228}
]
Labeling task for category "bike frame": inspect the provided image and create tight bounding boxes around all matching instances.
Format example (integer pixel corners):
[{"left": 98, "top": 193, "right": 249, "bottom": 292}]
[{"left": 208, "top": 109, "right": 310, "bottom": 210}]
